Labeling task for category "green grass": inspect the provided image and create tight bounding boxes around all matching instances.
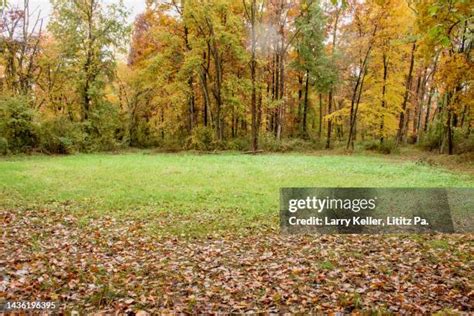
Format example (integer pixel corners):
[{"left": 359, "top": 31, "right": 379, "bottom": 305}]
[{"left": 1, "top": 152, "right": 473, "bottom": 235}]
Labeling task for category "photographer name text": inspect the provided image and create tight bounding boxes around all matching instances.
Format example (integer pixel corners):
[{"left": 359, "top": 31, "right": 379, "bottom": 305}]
[{"left": 288, "top": 216, "right": 429, "bottom": 226}]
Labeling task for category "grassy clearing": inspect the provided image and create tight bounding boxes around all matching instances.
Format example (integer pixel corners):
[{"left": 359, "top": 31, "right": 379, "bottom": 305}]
[{"left": 1, "top": 152, "right": 473, "bottom": 235}]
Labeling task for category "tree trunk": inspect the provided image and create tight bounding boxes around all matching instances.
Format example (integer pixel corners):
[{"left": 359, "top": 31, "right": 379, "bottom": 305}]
[
  {"left": 82, "top": 0, "right": 96, "bottom": 121},
  {"left": 380, "top": 54, "right": 388, "bottom": 144},
  {"left": 349, "top": 68, "right": 368, "bottom": 149},
  {"left": 297, "top": 73, "right": 303, "bottom": 132},
  {"left": 249, "top": 0, "right": 258, "bottom": 152},
  {"left": 447, "top": 107, "right": 454, "bottom": 155},
  {"left": 302, "top": 70, "right": 310, "bottom": 137},
  {"left": 423, "top": 86, "right": 434, "bottom": 132},
  {"left": 199, "top": 49, "right": 211, "bottom": 127},
  {"left": 327, "top": 8, "right": 340, "bottom": 149},
  {"left": 276, "top": 46, "right": 285, "bottom": 140},
  {"left": 318, "top": 93, "right": 323, "bottom": 139},
  {"left": 273, "top": 52, "right": 280, "bottom": 137},
  {"left": 326, "top": 91, "right": 332, "bottom": 149},
  {"left": 412, "top": 73, "right": 422, "bottom": 136},
  {"left": 184, "top": 24, "right": 196, "bottom": 133},
  {"left": 210, "top": 39, "right": 223, "bottom": 141},
  {"left": 397, "top": 41, "right": 416, "bottom": 144}
]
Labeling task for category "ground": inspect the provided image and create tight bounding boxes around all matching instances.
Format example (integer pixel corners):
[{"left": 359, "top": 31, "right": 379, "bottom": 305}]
[{"left": 1, "top": 152, "right": 473, "bottom": 313}]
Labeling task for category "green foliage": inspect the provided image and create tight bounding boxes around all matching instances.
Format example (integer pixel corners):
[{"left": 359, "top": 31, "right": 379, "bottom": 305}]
[
  {"left": 130, "top": 121, "right": 161, "bottom": 148},
  {"left": 49, "top": 0, "right": 130, "bottom": 121},
  {"left": 49, "top": 0, "right": 130, "bottom": 57},
  {"left": 419, "top": 118, "right": 444, "bottom": 152},
  {"left": 293, "top": 0, "right": 336, "bottom": 93},
  {"left": 259, "top": 133, "right": 323, "bottom": 152},
  {"left": 277, "top": 138, "right": 323, "bottom": 152},
  {"left": 38, "top": 116, "right": 84, "bottom": 154},
  {"left": 379, "top": 141, "right": 397, "bottom": 155},
  {"left": 0, "top": 96, "right": 38, "bottom": 153},
  {"left": 259, "top": 132, "right": 282, "bottom": 152},
  {"left": 82, "top": 102, "right": 122, "bottom": 152},
  {"left": 0, "top": 98, "right": 127, "bottom": 154},
  {"left": 364, "top": 140, "right": 398, "bottom": 155},
  {"left": 457, "top": 134, "right": 474, "bottom": 154},
  {"left": 0, "top": 137, "right": 8, "bottom": 155},
  {"left": 420, "top": 0, "right": 471, "bottom": 49},
  {"left": 188, "top": 126, "right": 217, "bottom": 151},
  {"left": 226, "top": 137, "right": 250, "bottom": 151}
]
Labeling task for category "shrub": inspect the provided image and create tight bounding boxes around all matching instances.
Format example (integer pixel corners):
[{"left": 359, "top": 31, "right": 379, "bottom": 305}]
[
  {"left": 259, "top": 132, "right": 281, "bottom": 152},
  {"left": 363, "top": 141, "right": 379, "bottom": 151},
  {"left": 0, "top": 137, "right": 8, "bottom": 155},
  {"left": 419, "top": 119, "right": 444, "bottom": 152},
  {"left": 378, "top": 140, "right": 398, "bottom": 154},
  {"left": 364, "top": 139, "right": 398, "bottom": 154},
  {"left": 226, "top": 137, "right": 250, "bottom": 151},
  {"left": 38, "top": 116, "right": 84, "bottom": 154},
  {"left": 456, "top": 132, "right": 474, "bottom": 154},
  {"left": 280, "top": 138, "right": 324, "bottom": 152},
  {"left": 187, "top": 126, "right": 216, "bottom": 151},
  {"left": 259, "top": 133, "right": 323, "bottom": 152},
  {"left": 129, "top": 121, "right": 161, "bottom": 148},
  {"left": 0, "top": 96, "right": 38, "bottom": 153},
  {"left": 82, "top": 101, "right": 122, "bottom": 151}
]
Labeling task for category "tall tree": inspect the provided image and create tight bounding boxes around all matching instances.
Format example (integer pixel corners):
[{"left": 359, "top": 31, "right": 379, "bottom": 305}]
[
  {"left": 0, "top": 0, "right": 43, "bottom": 95},
  {"left": 293, "top": 0, "right": 327, "bottom": 139},
  {"left": 325, "top": 0, "right": 342, "bottom": 149},
  {"left": 415, "top": 0, "right": 473, "bottom": 154},
  {"left": 49, "top": 0, "right": 129, "bottom": 121},
  {"left": 243, "top": 0, "right": 260, "bottom": 152}
]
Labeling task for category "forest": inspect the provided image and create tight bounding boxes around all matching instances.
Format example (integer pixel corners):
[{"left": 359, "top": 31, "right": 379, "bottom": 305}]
[{"left": 0, "top": 0, "right": 472, "bottom": 155}]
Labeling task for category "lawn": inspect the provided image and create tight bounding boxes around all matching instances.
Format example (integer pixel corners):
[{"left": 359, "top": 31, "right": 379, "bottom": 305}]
[
  {"left": 1, "top": 152, "right": 473, "bottom": 235},
  {"left": 2, "top": 152, "right": 473, "bottom": 313}
]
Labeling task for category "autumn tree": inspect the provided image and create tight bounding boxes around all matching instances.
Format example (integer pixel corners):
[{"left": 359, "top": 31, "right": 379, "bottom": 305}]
[
  {"left": 243, "top": 0, "right": 261, "bottom": 151},
  {"left": 0, "top": 0, "right": 43, "bottom": 95},
  {"left": 2, "top": 0, "right": 471, "bottom": 154},
  {"left": 414, "top": 0, "right": 473, "bottom": 154},
  {"left": 49, "top": 0, "right": 129, "bottom": 121},
  {"left": 293, "top": 0, "right": 328, "bottom": 138},
  {"left": 362, "top": 0, "right": 414, "bottom": 144}
]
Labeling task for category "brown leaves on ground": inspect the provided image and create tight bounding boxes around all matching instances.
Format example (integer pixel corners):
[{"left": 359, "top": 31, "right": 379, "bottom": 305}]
[{"left": 1, "top": 208, "right": 473, "bottom": 314}]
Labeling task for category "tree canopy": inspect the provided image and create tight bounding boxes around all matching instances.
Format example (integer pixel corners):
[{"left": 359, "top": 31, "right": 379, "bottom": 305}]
[{"left": 0, "top": 0, "right": 472, "bottom": 154}]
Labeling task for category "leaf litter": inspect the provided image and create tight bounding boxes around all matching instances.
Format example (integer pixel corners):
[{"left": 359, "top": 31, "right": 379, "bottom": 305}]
[{"left": 1, "top": 208, "right": 472, "bottom": 314}]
